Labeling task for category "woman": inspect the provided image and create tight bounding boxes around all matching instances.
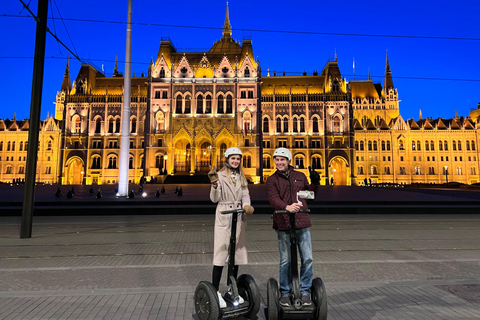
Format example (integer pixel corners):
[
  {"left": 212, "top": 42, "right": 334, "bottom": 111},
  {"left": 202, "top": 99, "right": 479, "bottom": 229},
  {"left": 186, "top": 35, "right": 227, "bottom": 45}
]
[{"left": 208, "top": 147, "right": 254, "bottom": 308}]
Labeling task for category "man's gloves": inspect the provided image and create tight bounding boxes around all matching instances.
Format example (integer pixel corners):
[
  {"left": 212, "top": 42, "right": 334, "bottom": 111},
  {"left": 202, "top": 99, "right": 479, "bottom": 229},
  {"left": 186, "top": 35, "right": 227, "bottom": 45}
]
[
  {"left": 208, "top": 165, "right": 218, "bottom": 184},
  {"left": 243, "top": 205, "right": 255, "bottom": 215},
  {"left": 308, "top": 165, "right": 320, "bottom": 185}
]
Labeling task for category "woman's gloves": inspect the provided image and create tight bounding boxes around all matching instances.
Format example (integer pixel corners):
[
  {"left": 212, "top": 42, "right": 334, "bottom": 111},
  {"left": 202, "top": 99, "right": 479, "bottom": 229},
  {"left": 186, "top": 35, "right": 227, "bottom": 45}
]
[
  {"left": 243, "top": 205, "right": 254, "bottom": 215},
  {"left": 208, "top": 165, "right": 218, "bottom": 184}
]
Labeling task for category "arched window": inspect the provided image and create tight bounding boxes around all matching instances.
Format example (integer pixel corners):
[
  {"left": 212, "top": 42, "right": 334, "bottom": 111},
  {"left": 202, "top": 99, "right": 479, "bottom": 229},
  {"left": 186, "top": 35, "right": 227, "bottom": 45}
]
[
  {"left": 184, "top": 95, "right": 191, "bottom": 114},
  {"left": 276, "top": 118, "right": 282, "bottom": 133},
  {"left": 295, "top": 156, "right": 305, "bottom": 169},
  {"left": 293, "top": 116, "right": 298, "bottom": 133},
  {"left": 387, "top": 141, "right": 391, "bottom": 151},
  {"left": 226, "top": 95, "right": 233, "bottom": 113},
  {"left": 311, "top": 157, "right": 321, "bottom": 169},
  {"left": 131, "top": 118, "right": 137, "bottom": 133},
  {"left": 115, "top": 118, "right": 121, "bottom": 133},
  {"left": 243, "top": 155, "right": 251, "bottom": 168},
  {"left": 156, "top": 155, "right": 164, "bottom": 170},
  {"left": 159, "top": 68, "right": 165, "bottom": 78},
  {"left": 263, "top": 155, "right": 271, "bottom": 169},
  {"left": 263, "top": 118, "right": 269, "bottom": 133},
  {"left": 205, "top": 95, "right": 212, "bottom": 113},
  {"left": 399, "top": 140, "right": 404, "bottom": 150},
  {"left": 439, "top": 140, "right": 443, "bottom": 151},
  {"left": 425, "top": 140, "right": 429, "bottom": 151},
  {"left": 218, "top": 95, "right": 224, "bottom": 114},
  {"left": 355, "top": 141, "right": 359, "bottom": 150},
  {"left": 47, "top": 140, "right": 52, "bottom": 151},
  {"left": 244, "top": 67, "right": 250, "bottom": 78},
  {"left": 92, "top": 156, "right": 101, "bottom": 169},
  {"left": 333, "top": 116, "right": 341, "bottom": 133},
  {"left": 360, "top": 141, "right": 364, "bottom": 151},
  {"left": 108, "top": 156, "right": 117, "bottom": 169},
  {"left": 197, "top": 94, "right": 204, "bottom": 114},
  {"left": 12, "top": 141, "right": 15, "bottom": 151},
  {"left": 129, "top": 156, "right": 134, "bottom": 169},
  {"left": 283, "top": 117, "right": 289, "bottom": 133},
  {"left": 417, "top": 140, "right": 421, "bottom": 151},
  {"left": 444, "top": 140, "right": 448, "bottom": 151},
  {"left": 467, "top": 140, "right": 471, "bottom": 150},
  {"left": 373, "top": 141, "right": 378, "bottom": 151},
  {"left": 0, "top": 141, "right": 2, "bottom": 151},
  {"left": 312, "top": 117, "right": 319, "bottom": 133},
  {"left": 156, "top": 112, "right": 165, "bottom": 131},
  {"left": 430, "top": 140, "right": 435, "bottom": 151},
  {"left": 368, "top": 141, "right": 372, "bottom": 151},
  {"left": 299, "top": 117, "right": 305, "bottom": 133},
  {"left": 243, "top": 112, "right": 251, "bottom": 133},
  {"left": 381, "top": 141, "right": 386, "bottom": 151},
  {"left": 412, "top": 141, "right": 416, "bottom": 151},
  {"left": 74, "top": 116, "right": 81, "bottom": 133},
  {"left": 176, "top": 95, "right": 182, "bottom": 113},
  {"left": 472, "top": 140, "right": 476, "bottom": 151},
  {"left": 108, "top": 118, "right": 114, "bottom": 133},
  {"left": 95, "top": 118, "right": 102, "bottom": 133},
  {"left": 458, "top": 141, "right": 462, "bottom": 151},
  {"left": 453, "top": 141, "right": 457, "bottom": 151}
]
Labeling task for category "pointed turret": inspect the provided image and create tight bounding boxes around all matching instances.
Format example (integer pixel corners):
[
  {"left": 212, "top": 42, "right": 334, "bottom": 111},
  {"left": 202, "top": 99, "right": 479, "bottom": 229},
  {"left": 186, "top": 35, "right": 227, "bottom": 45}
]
[
  {"left": 419, "top": 109, "right": 423, "bottom": 120},
  {"left": 113, "top": 56, "right": 123, "bottom": 77},
  {"left": 455, "top": 109, "right": 459, "bottom": 119},
  {"left": 61, "top": 57, "right": 71, "bottom": 93},
  {"left": 222, "top": 2, "right": 232, "bottom": 38},
  {"left": 384, "top": 51, "right": 394, "bottom": 90}
]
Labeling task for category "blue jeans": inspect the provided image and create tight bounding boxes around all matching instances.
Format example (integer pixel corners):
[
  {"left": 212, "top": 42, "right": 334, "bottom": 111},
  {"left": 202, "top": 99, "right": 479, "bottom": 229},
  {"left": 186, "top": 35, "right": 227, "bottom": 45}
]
[{"left": 276, "top": 228, "right": 313, "bottom": 295}]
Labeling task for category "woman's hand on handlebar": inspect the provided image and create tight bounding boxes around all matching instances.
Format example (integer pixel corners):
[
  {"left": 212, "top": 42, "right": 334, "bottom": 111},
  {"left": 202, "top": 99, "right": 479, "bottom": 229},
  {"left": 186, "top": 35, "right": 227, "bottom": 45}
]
[{"left": 286, "top": 202, "right": 303, "bottom": 213}]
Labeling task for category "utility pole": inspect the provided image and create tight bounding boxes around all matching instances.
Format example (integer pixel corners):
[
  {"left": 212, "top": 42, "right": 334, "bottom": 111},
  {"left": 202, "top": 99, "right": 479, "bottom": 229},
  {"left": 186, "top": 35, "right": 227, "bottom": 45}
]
[
  {"left": 20, "top": 0, "right": 49, "bottom": 239},
  {"left": 118, "top": 0, "right": 133, "bottom": 196}
]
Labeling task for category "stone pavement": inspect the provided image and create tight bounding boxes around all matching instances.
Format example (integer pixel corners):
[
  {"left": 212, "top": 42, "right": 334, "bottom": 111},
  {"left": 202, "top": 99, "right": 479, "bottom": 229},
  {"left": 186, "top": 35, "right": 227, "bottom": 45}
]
[{"left": 1, "top": 214, "right": 480, "bottom": 319}]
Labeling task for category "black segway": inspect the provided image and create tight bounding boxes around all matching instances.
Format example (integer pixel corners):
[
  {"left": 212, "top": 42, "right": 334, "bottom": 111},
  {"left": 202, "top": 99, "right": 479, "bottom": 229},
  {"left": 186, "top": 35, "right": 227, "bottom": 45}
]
[
  {"left": 267, "top": 191, "right": 327, "bottom": 320},
  {"left": 195, "top": 208, "right": 261, "bottom": 320}
]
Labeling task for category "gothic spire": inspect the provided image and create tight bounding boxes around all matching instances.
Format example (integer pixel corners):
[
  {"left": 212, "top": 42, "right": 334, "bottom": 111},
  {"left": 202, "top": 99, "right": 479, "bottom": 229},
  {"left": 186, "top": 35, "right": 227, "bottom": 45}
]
[
  {"left": 61, "top": 57, "right": 71, "bottom": 93},
  {"left": 384, "top": 51, "right": 394, "bottom": 91},
  {"left": 419, "top": 109, "right": 423, "bottom": 120},
  {"left": 222, "top": 2, "right": 232, "bottom": 38}
]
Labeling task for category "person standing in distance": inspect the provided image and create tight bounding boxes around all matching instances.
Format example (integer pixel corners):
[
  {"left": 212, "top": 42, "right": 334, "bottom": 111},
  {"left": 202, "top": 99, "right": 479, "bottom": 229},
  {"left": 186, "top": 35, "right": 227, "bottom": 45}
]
[
  {"left": 266, "top": 147, "right": 320, "bottom": 307},
  {"left": 208, "top": 147, "right": 255, "bottom": 308}
]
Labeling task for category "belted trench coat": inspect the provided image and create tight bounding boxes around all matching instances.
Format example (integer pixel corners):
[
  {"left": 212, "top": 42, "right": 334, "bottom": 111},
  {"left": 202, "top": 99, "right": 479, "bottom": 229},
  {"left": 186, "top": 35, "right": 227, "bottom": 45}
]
[{"left": 210, "top": 169, "right": 251, "bottom": 266}]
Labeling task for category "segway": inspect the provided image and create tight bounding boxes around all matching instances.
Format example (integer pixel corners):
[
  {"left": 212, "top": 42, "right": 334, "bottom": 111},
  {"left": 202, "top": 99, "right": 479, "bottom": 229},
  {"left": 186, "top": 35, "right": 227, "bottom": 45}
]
[
  {"left": 267, "top": 191, "right": 327, "bottom": 320},
  {"left": 194, "top": 208, "right": 261, "bottom": 320}
]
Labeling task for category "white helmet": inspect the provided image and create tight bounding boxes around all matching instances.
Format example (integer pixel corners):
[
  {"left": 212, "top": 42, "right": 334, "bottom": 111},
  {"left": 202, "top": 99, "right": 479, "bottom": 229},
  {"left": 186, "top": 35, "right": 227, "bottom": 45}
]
[
  {"left": 273, "top": 147, "right": 292, "bottom": 161},
  {"left": 225, "top": 147, "right": 242, "bottom": 158}
]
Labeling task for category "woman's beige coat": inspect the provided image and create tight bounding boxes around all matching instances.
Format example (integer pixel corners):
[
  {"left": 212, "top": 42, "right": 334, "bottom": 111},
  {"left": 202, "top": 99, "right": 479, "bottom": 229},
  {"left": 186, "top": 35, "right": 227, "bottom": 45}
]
[{"left": 210, "top": 169, "right": 251, "bottom": 266}]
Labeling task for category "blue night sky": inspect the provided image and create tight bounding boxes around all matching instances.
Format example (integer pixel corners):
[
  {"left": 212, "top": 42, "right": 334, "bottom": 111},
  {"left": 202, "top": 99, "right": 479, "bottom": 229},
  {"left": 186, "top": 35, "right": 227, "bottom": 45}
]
[{"left": 1, "top": 0, "right": 479, "bottom": 122}]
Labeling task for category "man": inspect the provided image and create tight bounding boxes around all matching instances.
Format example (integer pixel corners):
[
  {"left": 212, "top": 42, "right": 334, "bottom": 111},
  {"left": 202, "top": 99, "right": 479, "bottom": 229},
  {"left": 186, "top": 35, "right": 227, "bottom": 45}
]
[{"left": 266, "top": 147, "right": 320, "bottom": 307}]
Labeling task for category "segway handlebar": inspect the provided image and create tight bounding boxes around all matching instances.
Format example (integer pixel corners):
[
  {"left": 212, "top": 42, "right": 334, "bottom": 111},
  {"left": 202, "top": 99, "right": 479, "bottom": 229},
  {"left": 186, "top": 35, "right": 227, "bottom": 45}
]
[
  {"left": 275, "top": 209, "right": 311, "bottom": 214},
  {"left": 220, "top": 208, "right": 245, "bottom": 215}
]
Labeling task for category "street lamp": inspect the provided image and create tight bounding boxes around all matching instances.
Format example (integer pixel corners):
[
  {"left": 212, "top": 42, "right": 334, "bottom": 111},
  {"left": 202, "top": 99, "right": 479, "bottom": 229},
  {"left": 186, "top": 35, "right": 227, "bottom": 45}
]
[
  {"left": 445, "top": 166, "right": 448, "bottom": 186},
  {"left": 164, "top": 154, "right": 168, "bottom": 174}
]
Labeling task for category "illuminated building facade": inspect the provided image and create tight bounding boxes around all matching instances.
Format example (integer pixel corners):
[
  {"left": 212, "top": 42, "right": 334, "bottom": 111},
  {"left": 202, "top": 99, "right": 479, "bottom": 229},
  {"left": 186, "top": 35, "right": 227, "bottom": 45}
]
[{"left": 1, "top": 5, "right": 479, "bottom": 186}]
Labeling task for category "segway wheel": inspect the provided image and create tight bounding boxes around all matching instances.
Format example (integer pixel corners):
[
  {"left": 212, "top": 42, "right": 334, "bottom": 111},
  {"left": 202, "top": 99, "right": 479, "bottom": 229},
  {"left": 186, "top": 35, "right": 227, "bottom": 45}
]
[
  {"left": 237, "top": 274, "right": 260, "bottom": 318},
  {"left": 267, "top": 278, "right": 280, "bottom": 320},
  {"left": 194, "top": 281, "right": 220, "bottom": 320},
  {"left": 312, "top": 277, "right": 327, "bottom": 320}
]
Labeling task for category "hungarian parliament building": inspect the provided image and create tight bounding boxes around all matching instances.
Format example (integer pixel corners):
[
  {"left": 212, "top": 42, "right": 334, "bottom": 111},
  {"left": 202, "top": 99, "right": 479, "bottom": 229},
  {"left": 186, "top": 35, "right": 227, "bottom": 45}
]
[{"left": 1, "top": 7, "right": 480, "bottom": 186}]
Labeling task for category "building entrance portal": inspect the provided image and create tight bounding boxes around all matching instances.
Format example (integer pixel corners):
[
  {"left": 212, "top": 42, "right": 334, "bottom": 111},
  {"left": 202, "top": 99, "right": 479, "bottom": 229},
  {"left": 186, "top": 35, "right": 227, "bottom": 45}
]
[
  {"left": 329, "top": 157, "right": 348, "bottom": 186},
  {"left": 174, "top": 140, "right": 191, "bottom": 173},
  {"left": 66, "top": 157, "right": 84, "bottom": 185},
  {"left": 197, "top": 142, "right": 212, "bottom": 172}
]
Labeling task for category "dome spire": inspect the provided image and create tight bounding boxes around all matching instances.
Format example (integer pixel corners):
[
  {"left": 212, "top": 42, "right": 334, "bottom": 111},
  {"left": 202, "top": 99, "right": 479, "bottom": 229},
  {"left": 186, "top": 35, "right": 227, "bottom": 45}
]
[{"left": 222, "top": 2, "right": 232, "bottom": 38}]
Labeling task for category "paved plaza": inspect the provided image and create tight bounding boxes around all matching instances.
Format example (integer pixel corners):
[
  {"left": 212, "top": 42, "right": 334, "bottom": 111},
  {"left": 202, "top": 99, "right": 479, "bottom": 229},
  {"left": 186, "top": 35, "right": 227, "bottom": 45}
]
[{"left": 1, "top": 212, "right": 480, "bottom": 319}]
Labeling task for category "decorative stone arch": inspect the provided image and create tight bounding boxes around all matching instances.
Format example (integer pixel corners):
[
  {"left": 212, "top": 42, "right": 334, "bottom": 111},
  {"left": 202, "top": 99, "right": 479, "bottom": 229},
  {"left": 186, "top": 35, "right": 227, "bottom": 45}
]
[
  {"left": 65, "top": 156, "right": 84, "bottom": 185},
  {"left": 174, "top": 55, "right": 194, "bottom": 78},
  {"left": 311, "top": 153, "right": 322, "bottom": 170},
  {"left": 238, "top": 54, "right": 256, "bottom": 78},
  {"left": 153, "top": 54, "right": 171, "bottom": 78},
  {"left": 216, "top": 56, "right": 234, "bottom": 78},
  {"left": 328, "top": 154, "right": 349, "bottom": 186},
  {"left": 293, "top": 152, "right": 306, "bottom": 169}
]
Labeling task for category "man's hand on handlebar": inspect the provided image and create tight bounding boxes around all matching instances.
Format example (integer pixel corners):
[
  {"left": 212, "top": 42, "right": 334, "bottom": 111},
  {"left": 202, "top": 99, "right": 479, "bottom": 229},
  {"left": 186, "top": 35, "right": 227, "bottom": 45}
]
[{"left": 286, "top": 202, "right": 303, "bottom": 213}]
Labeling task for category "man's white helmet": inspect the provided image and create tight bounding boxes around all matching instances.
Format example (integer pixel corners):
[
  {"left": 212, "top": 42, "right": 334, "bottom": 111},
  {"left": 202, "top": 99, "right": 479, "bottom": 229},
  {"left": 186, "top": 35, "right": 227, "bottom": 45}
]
[
  {"left": 225, "top": 147, "right": 242, "bottom": 158},
  {"left": 273, "top": 147, "right": 292, "bottom": 161}
]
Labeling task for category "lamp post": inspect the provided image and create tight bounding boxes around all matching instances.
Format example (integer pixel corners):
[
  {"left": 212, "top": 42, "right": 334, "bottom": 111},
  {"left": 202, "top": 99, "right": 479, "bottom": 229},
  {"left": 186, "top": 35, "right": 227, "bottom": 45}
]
[
  {"left": 164, "top": 154, "right": 168, "bottom": 174},
  {"left": 445, "top": 166, "right": 448, "bottom": 186}
]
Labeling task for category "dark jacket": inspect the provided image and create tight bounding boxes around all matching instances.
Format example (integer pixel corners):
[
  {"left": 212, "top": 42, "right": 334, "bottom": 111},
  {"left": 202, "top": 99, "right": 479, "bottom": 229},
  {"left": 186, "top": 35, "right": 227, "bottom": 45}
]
[{"left": 267, "top": 166, "right": 317, "bottom": 231}]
